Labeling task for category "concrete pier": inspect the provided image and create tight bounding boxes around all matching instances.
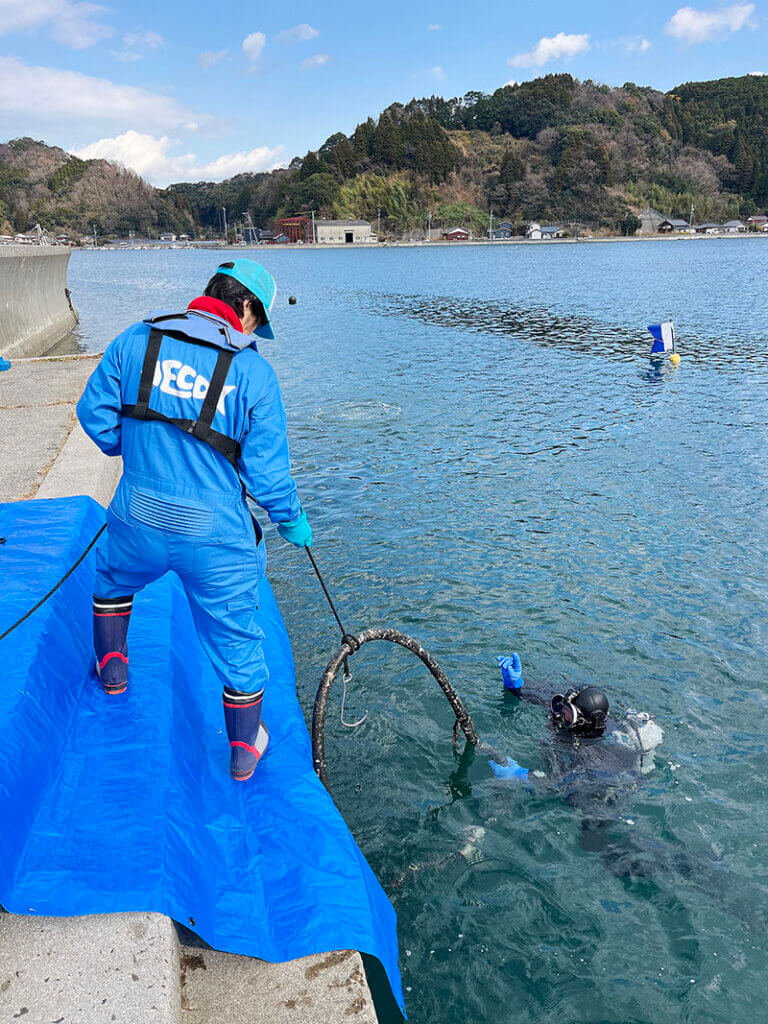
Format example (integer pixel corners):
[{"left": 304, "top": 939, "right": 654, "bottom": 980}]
[
  {"left": 0, "top": 356, "right": 380, "bottom": 1023},
  {"left": 0, "top": 246, "right": 78, "bottom": 359}
]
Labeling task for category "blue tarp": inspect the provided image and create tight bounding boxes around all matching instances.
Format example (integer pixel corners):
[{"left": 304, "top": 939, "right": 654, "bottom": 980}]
[{"left": 0, "top": 496, "right": 404, "bottom": 1014}]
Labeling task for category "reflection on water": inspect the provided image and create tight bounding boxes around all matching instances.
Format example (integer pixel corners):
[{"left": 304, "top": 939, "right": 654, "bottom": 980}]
[
  {"left": 350, "top": 288, "right": 648, "bottom": 360},
  {"left": 351, "top": 288, "right": 765, "bottom": 371},
  {"left": 67, "top": 242, "right": 768, "bottom": 1024}
]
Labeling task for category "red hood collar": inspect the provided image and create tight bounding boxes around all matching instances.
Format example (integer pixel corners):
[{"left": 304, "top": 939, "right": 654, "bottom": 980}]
[{"left": 187, "top": 296, "right": 244, "bottom": 333}]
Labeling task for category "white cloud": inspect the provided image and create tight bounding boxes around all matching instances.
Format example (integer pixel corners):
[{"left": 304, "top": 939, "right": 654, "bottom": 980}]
[
  {"left": 275, "top": 23, "right": 318, "bottom": 43},
  {"left": 198, "top": 49, "right": 228, "bottom": 70},
  {"left": 431, "top": 64, "right": 445, "bottom": 79},
  {"left": 505, "top": 78, "right": 520, "bottom": 87},
  {"left": 106, "top": 30, "right": 162, "bottom": 62},
  {"left": 123, "top": 29, "right": 163, "bottom": 49},
  {"left": 55, "top": 1, "right": 112, "bottom": 47},
  {"left": 110, "top": 49, "right": 142, "bottom": 63},
  {"left": 0, "top": 0, "right": 114, "bottom": 48},
  {"left": 302, "top": 53, "right": 330, "bottom": 69},
  {"left": 428, "top": 23, "right": 441, "bottom": 30},
  {"left": 0, "top": 56, "right": 203, "bottom": 131},
  {"left": 242, "top": 31, "right": 266, "bottom": 63},
  {"left": 71, "top": 130, "right": 286, "bottom": 187},
  {"left": 748, "top": 69, "right": 768, "bottom": 74},
  {"left": 509, "top": 32, "right": 591, "bottom": 68},
  {"left": 665, "top": 4, "right": 756, "bottom": 43},
  {"left": 624, "top": 36, "right": 652, "bottom": 53}
]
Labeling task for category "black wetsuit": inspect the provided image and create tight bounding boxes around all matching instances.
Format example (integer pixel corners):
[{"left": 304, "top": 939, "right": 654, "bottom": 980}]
[{"left": 503, "top": 678, "right": 647, "bottom": 822}]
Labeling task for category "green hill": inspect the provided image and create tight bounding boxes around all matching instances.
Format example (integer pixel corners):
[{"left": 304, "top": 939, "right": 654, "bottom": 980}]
[{"left": 2, "top": 74, "right": 768, "bottom": 239}]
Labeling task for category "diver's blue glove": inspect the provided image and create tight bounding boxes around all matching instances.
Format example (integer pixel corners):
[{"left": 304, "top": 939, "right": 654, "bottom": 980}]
[
  {"left": 489, "top": 756, "right": 529, "bottom": 781},
  {"left": 277, "top": 509, "right": 312, "bottom": 548},
  {"left": 497, "top": 653, "right": 524, "bottom": 690}
]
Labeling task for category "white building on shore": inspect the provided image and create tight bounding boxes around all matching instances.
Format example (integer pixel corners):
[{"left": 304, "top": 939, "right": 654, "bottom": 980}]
[{"left": 315, "top": 220, "right": 376, "bottom": 244}]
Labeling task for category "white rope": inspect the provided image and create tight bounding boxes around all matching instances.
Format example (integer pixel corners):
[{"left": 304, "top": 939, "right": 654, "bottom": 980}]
[{"left": 339, "top": 666, "right": 368, "bottom": 729}]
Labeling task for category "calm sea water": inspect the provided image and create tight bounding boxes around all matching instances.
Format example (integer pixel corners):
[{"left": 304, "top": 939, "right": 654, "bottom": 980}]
[{"left": 66, "top": 240, "right": 768, "bottom": 1024}]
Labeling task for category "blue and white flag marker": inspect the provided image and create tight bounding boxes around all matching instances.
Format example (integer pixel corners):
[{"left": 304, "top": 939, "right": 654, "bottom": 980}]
[{"left": 647, "top": 320, "right": 675, "bottom": 355}]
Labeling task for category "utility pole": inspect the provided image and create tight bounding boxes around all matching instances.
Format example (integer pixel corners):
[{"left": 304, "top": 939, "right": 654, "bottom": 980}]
[
  {"left": 93, "top": 223, "right": 97, "bottom": 247},
  {"left": 427, "top": 210, "right": 432, "bottom": 242},
  {"left": 311, "top": 209, "right": 316, "bottom": 243},
  {"left": 222, "top": 206, "right": 228, "bottom": 245},
  {"left": 689, "top": 202, "right": 695, "bottom": 232},
  {"left": 489, "top": 208, "right": 494, "bottom": 240},
  {"left": 377, "top": 207, "right": 381, "bottom": 240}
]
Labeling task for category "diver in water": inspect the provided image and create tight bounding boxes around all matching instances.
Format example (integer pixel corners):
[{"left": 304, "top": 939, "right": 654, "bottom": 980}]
[
  {"left": 388, "top": 656, "right": 766, "bottom": 935},
  {"left": 485, "top": 655, "right": 768, "bottom": 932},
  {"left": 489, "top": 653, "right": 664, "bottom": 825}
]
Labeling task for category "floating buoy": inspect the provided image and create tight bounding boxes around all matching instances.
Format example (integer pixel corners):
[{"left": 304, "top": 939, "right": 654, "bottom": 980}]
[
  {"left": 288, "top": 295, "right": 297, "bottom": 305},
  {"left": 670, "top": 352, "right": 681, "bottom": 365}
]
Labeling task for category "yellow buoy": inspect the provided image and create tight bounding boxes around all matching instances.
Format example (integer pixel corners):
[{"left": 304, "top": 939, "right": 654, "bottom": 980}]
[{"left": 670, "top": 352, "right": 681, "bottom": 365}]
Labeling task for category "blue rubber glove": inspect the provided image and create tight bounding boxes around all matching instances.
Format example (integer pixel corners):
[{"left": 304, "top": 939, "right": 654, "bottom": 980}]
[
  {"left": 0, "top": 356, "right": 11, "bottom": 372},
  {"left": 497, "top": 652, "right": 524, "bottom": 690},
  {"left": 489, "top": 756, "right": 529, "bottom": 781},
  {"left": 277, "top": 509, "right": 312, "bottom": 548}
]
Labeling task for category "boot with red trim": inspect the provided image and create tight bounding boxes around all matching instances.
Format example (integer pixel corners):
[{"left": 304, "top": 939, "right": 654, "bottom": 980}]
[
  {"left": 93, "top": 595, "right": 133, "bottom": 695},
  {"left": 223, "top": 686, "right": 269, "bottom": 781}
]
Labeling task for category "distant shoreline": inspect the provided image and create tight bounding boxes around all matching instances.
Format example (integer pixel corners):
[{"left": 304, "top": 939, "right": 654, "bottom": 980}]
[{"left": 83, "top": 232, "right": 768, "bottom": 253}]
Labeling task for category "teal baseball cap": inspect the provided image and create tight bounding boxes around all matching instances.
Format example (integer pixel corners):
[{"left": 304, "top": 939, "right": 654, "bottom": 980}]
[{"left": 215, "top": 259, "right": 277, "bottom": 339}]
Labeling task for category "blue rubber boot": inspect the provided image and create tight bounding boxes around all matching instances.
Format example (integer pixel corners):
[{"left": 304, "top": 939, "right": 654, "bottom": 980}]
[
  {"left": 223, "top": 687, "right": 269, "bottom": 781},
  {"left": 93, "top": 595, "right": 133, "bottom": 694}
]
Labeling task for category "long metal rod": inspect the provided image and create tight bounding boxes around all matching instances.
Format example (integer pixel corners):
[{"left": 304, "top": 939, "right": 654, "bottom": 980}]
[{"left": 305, "top": 546, "right": 349, "bottom": 640}]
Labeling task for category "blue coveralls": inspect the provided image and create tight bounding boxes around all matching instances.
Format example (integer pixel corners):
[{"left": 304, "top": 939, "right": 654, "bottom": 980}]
[{"left": 77, "top": 308, "right": 301, "bottom": 696}]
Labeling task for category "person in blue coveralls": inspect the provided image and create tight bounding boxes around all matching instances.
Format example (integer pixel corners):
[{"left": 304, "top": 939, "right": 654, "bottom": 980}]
[{"left": 77, "top": 260, "right": 311, "bottom": 782}]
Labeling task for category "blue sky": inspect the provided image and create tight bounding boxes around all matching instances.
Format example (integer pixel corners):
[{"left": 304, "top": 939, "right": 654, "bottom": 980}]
[{"left": 0, "top": 0, "right": 765, "bottom": 185}]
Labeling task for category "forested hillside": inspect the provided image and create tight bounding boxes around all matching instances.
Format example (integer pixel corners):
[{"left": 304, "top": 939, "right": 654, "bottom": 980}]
[
  {"left": 0, "top": 138, "right": 194, "bottom": 237},
  {"left": 2, "top": 74, "right": 768, "bottom": 238},
  {"left": 171, "top": 74, "right": 768, "bottom": 236}
]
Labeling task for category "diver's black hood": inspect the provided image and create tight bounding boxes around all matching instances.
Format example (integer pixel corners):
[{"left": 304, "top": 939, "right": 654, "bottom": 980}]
[{"left": 573, "top": 686, "right": 609, "bottom": 737}]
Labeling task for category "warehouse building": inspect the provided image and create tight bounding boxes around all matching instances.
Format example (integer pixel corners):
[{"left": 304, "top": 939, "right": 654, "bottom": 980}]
[{"left": 315, "top": 220, "right": 376, "bottom": 244}]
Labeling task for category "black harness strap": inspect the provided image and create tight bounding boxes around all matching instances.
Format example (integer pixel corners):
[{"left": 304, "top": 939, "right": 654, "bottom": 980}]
[
  {"left": 122, "top": 407, "right": 241, "bottom": 464},
  {"left": 192, "top": 348, "right": 235, "bottom": 445},
  {"left": 134, "top": 328, "right": 163, "bottom": 417},
  {"left": 121, "top": 325, "right": 242, "bottom": 466}
]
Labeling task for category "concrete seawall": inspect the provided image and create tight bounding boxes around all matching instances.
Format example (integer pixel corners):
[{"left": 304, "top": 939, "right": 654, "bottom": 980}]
[{"left": 0, "top": 246, "right": 78, "bottom": 359}]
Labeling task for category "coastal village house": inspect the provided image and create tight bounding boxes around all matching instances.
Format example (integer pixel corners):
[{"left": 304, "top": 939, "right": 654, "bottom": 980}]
[
  {"left": 638, "top": 207, "right": 665, "bottom": 234},
  {"left": 722, "top": 219, "right": 746, "bottom": 232},
  {"left": 315, "top": 219, "right": 376, "bottom": 244},
  {"left": 748, "top": 215, "right": 768, "bottom": 229},
  {"left": 489, "top": 221, "right": 513, "bottom": 239},
  {"left": 442, "top": 227, "right": 470, "bottom": 241},
  {"left": 657, "top": 218, "right": 691, "bottom": 233},
  {"left": 695, "top": 222, "right": 721, "bottom": 234},
  {"left": 526, "top": 223, "right": 563, "bottom": 240}
]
